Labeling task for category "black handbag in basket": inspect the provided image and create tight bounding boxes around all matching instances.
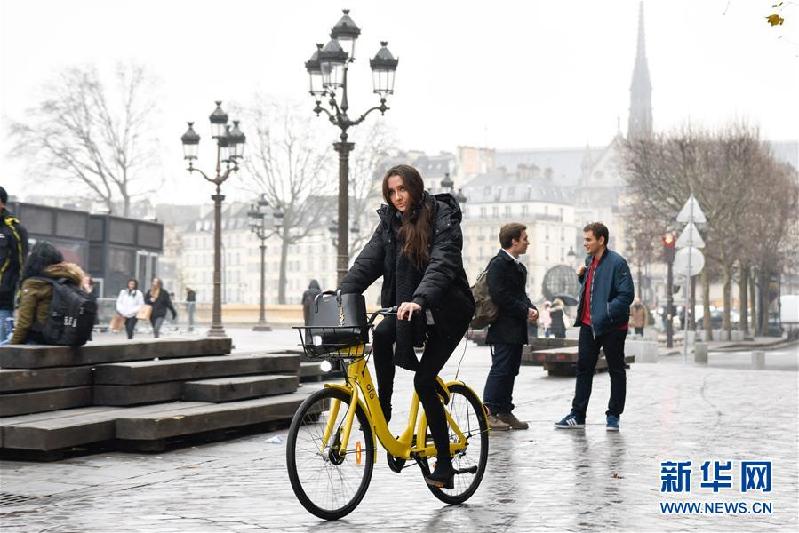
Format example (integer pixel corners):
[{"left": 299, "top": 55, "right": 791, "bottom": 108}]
[{"left": 309, "top": 290, "right": 368, "bottom": 347}]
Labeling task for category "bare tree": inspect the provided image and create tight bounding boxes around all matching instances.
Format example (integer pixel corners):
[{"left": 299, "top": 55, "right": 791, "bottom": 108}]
[
  {"left": 624, "top": 124, "right": 799, "bottom": 340},
  {"left": 238, "top": 99, "right": 334, "bottom": 304},
  {"left": 741, "top": 155, "right": 798, "bottom": 335},
  {"left": 8, "top": 63, "right": 160, "bottom": 216}
]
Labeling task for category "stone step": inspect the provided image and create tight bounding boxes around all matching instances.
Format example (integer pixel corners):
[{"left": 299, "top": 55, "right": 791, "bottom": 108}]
[
  {"left": 182, "top": 375, "right": 299, "bottom": 403},
  {"left": 0, "top": 338, "right": 233, "bottom": 369},
  {"left": 0, "top": 387, "right": 321, "bottom": 450},
  {"left": 0, "top": 404, "right": 199, "bottom": 450},
  {"left": 93, "top": 352, "right": 299, "bottom": 386},
  {"left": 0, "top": 387, "right": 93, "bottom": 417},
  {"left": 0, "top": 367, "right": 93, "bottom": 393},
  {"left": 93, "top": 382, "right": 184, "bottom": 406},
  {"left": 114, "top": 390, "right": 313, "bottom": 441}
]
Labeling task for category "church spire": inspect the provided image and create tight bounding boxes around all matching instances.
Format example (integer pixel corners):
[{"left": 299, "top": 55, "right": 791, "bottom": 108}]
[{"left": 628, "top": 1, "right": 653, "bottom": 139}]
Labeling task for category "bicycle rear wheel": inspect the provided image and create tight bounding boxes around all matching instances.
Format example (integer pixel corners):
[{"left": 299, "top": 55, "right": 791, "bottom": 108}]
[
  {"left": 286, "top": 386, "right": 374, "bottom": 521},
  {"left": 426, "top": 383, "right": 489, "bottom": 504}
]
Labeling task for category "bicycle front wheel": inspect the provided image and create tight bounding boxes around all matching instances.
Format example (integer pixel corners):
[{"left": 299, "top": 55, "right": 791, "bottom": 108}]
[
  {"left": 427, "top": 383, "right": 489, "bottom": 504},
  {"left": 285, "top": 386, "right": 374, "bottom": 521}
]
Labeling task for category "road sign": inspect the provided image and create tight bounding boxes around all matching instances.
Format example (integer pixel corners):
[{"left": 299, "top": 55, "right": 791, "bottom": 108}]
[
  {"left": 676, "top": 222, "right": 705, "bottom": 249},
  {"left": 674, "top": 246, "right": 705, "bottom": 278},
  {"left": 676, "top": 194, "right": 707, "bottom": 224}
]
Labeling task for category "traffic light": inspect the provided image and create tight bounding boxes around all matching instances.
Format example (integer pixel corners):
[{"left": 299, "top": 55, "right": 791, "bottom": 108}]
[{"left": 662, "top": 232, "right": 676, "bottom": 263}]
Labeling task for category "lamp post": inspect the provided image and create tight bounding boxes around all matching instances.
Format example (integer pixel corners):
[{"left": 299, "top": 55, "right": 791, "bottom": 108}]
[
  {"left": 328, "top": 218, "right": 360, "bottom": 249},
  {"left": 247, "top": 194, "right": 284, "bottom": 331},
  {"left": 180, "top": 101, "right": 246, "bottom": 338},
  {"left": 662, "top": 232, "right": 676, "bottom": 348},
  {"left": 306, "top": 9, "right": 398, "bottom": 285},
  {"left": 439, "top": 172, "right": 468, "bottom": 204}
]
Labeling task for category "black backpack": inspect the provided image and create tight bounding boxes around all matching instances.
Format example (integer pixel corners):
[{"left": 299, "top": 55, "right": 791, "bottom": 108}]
[{"left": 33, "top": 277, "right": 97, "bottom": 346}]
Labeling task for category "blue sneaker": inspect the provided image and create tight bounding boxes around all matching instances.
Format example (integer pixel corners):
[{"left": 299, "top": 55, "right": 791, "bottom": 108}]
[
  {"left": 606, "top": 415, "right": 620, "bottom": 431},
  {"left": 554, "top": 413, "right": 585, "bottom": 429}
]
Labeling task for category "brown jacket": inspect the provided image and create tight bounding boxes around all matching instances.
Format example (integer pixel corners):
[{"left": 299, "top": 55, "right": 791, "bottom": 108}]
[
  {"left": 11, "top": 262, "right": 85, "bottom": 345},
  {"left": 629, "top": 303, "right": 648, "bottom": 329}
]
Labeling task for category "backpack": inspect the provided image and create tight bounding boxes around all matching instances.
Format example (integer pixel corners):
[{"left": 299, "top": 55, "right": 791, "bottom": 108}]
[
  {"left": 33, "top": 277, "right": 97, "bottom": 346},
  {"left": 470, "top": 259, "right": 499, "bottom": 329}
]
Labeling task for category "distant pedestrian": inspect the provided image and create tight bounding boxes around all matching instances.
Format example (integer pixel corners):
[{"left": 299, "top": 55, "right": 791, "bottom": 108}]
[
  {"left": 301, "top": 279, "right": 322, "bottom": 315},
  {"left": 116, "top": 279, "right": 144, "bottom": 340},
  {"left": 629, "top": 298, "right": 647, "bottom": 337},
  {"left": 145, "top": 278, "right": 177, "bottom": 338},
  {"left": 483, "top": 223, "right": 538, "bottom": 431},
  {"left": 539, "top": 301, "right": 552, "bottom": 338},
  {"left": 186, "top": 287, "right": 196, "bottom": 331},
  {"left": 555, "top": 222, "right": 634, "bottom": 432},
  {"left": 0, "top": 187, "right": 29, "bottom": 342},
  {"left": 549, "top": 298, "right": 567, "bottom": 339},
  {"left": 301, "top": 279, "right": 322, "bottom": 343}
]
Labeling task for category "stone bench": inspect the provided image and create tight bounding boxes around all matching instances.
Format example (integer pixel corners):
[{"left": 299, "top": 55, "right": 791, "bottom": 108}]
[
  {"left": 0, "top": 339, "right": 323, "bottom": 456},
  {"left": 92, "top": 352, "right": 298, "bottom": 386},
  {"left": 625, "top": 340, "right": 659, "bottom": 363},
  {"left": 0, "top": 388, "right": 316, "bottom": 451},
  {"left": 0, "top": 338, "right": 232, "bottom": 369}
]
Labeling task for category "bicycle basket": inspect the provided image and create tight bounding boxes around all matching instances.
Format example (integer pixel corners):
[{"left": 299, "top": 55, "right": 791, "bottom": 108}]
[{"left": 294, "top": 325, "right": 372, "bottom": 359}]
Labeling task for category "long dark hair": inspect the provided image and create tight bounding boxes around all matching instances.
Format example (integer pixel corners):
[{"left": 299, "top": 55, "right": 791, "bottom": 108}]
[
  {"left": 382, "top": 164, "right": 433, "bottom": 268},
  {"left": 127, "top": 278, "right": 139, "bottom": 295},
  {"left": 21, "top": 242, "right": 63, "bottom": 281}
]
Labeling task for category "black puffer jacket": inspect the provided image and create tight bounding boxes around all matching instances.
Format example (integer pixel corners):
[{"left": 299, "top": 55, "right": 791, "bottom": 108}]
[
  {"left": 340, "top": 193, "right": 475, "bottom": 336},
  {"left": 0, "top": 208, "right": 29, "bottom": 310}
]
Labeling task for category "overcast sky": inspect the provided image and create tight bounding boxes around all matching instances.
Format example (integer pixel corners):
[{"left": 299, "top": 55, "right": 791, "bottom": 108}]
[{"left": 1, "top": 0, "right": 797, "bottom": 204}]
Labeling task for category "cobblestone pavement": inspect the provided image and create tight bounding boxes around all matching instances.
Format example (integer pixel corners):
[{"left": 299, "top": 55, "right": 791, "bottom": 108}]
[{"left": 1, "top": 333, "right": 796, "bottom": 532}]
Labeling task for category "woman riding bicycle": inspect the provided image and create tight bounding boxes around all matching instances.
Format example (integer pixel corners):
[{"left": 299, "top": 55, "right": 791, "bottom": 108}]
[{"left": 339, "top": 163, "right": 475, "bottom": 489}]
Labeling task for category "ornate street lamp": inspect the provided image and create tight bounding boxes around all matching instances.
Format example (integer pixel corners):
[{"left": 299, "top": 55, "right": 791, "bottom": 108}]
[
  {"left": 180, "top": 100, "right": 245, "bottom": 338},
  {"left": 306, "top": 9, "right": 398, "bottom": 284},
  {"left": 328, "top": 218, "right": 360, "bottom": 249},
  {"left": 248, "top": 194, "right": 283, "bottom": 331}
]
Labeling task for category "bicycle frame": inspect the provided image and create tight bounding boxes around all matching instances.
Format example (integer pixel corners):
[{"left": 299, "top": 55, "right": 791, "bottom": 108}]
[{"left": 319, "top": 347, "right": 472, "bottom": 462}]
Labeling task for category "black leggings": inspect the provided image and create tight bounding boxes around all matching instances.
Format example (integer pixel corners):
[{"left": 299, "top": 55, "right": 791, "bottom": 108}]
[
  {"left": 372, "top": 315, "right": 466, "bottom": 460},
  {"left": 124, "top": 317, "right": 137, "bottom": 339}
]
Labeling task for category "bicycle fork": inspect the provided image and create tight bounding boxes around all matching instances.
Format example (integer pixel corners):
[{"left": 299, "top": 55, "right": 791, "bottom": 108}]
[{"left": 320, "top": 386, "right": 360, "bottom": 460}]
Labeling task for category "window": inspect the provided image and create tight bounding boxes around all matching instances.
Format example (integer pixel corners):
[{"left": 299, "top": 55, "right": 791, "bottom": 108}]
[
  {"left": 480, "top": 207, "right": 486, "bottom": 218},
  {"left": 492, "top": 207, "right": 499, "bottom": 217},
  {"left": 522, "top": 205, "right": 529, "bottom": 216},
  {"left": 504, "top": 206, "right": 511, "bottom": 216}
]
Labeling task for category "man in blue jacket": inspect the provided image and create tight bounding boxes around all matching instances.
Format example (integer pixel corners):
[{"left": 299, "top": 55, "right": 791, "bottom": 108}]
[{"left": 555, "top": 222, "right": 634, "bottom": 431}]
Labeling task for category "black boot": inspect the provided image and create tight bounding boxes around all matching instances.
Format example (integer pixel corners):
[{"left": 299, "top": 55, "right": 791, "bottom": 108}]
[
  {"left": 379, "top": 397, "right": 392, "bottom": 424},
  {"left": 424, "top": 455, "right": 455, "bottom": 489}
]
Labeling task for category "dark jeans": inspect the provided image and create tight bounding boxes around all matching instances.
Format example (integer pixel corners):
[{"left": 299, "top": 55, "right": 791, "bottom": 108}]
[
  {"left": 483, "top": 343, "right": 523, "bottom": 415},
  {"left": 151, "top": 317, "right": 165, "bottom": 338},
  {"left": 371, "top": 315, "right": 466, "bottom": 460},
  {"left": 634, "top": 327, "right": 644, "bottom": 336},
  {"left": 124, "top": 317, "right": 137, "bottom": 340},
  {"left": 571, "top": 325, "right": 627, "bottom": 418}
]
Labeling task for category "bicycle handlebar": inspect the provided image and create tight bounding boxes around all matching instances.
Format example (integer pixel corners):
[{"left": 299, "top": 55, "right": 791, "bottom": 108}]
[{"left": 368, "top": 306, "right": 398, "bottom": 324}]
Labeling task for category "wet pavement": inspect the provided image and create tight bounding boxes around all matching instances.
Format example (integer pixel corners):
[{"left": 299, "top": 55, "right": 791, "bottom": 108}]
[{"left": 1, "top": 331, "right": 796, "bottom": 532}]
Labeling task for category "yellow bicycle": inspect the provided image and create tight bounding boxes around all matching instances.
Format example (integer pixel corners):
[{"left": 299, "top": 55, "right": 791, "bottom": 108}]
[{"left": 287, "top": 307, "right": 489, "bottom": 521}]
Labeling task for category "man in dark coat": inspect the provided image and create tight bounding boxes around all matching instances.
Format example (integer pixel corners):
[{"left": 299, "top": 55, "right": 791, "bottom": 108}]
[
  {"left": 483, "top": 223, "right": 538, "bottom": 431},
  {"left": 555, "top": 222, "right": 634, "bottom": 431},
  {"left": 0, "top": 187, "right": 29, "bottom": 342}
]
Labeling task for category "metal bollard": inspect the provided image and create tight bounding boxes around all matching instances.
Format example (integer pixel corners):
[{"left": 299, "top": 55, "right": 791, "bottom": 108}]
[
  {"left": 751, "top": 351, "right": 765, "bottom": 370},
  {"left": 694, "top": 342, "right": 708, "bottom": 364}
]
